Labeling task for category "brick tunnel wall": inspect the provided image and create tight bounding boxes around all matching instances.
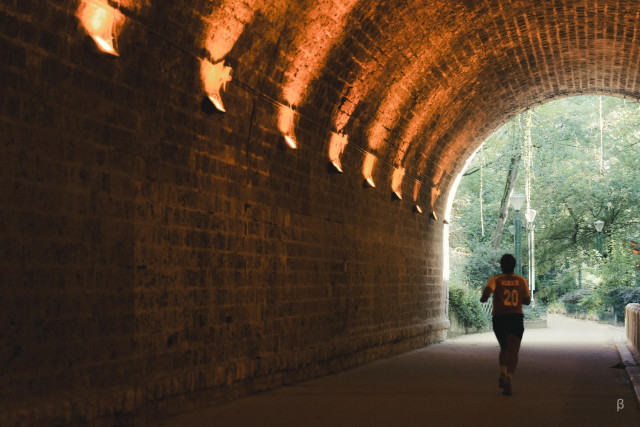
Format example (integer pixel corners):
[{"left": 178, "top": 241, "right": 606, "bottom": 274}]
[
  {"left": 5, "top": 0, "right": 640, "bottom": 424},
  {"left": 0, "top": 1, "right": 447, "bottom": 424}
]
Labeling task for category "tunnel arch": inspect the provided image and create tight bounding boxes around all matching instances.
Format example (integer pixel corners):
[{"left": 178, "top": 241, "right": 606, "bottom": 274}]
[
  {"left": 3, "top": 0, "right": 640, "bottom": 424},
  {"left": 190, "top": 0, "right": 640, "bottom": 217}
]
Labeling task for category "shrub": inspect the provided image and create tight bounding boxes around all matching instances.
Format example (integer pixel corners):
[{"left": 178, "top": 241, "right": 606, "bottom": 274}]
[
  {"left": 547, "top": 301, "right": 566, "bottom": 314},
  {"left": 449, "top": 284, "right": 490, "bottom": 330},
  {"left": 602, "top": 286, "right": 640, "bottom": 316},
  {"left": 559, "top": 288, "right": 593, "bottom": 305},
  {"left": 523, "top": 301, "right": 547, "bottom": 321},
  {"left": 459, "top": 247, "right": 504, "bottom": 290},
  {"left": 536, "top": 265, "right": 580, "bottom": 304}
]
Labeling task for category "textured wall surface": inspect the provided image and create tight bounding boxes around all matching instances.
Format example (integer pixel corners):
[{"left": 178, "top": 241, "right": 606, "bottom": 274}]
[{"left": 2, "top": 0, "right": 640, "bottom": 424}]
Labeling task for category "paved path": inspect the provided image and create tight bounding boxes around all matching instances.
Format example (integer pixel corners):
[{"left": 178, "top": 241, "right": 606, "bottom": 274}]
[{"left": 160, "top": 315, "right": 639, "bottom": 426}]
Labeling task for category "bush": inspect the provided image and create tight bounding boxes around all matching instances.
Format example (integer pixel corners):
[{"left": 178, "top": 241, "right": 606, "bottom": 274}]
[
  {"left": 449, "top": 284, "right": 490, "bottom": 330},
  {"left": 459, "top": 247, "right": 505, "bottom": 290},
  {"left": 536, "top": 265, "right": 580, "bottom": 304},
  {"left": 523, "top": 301, "right": 547, "bottom": 321},
  {"left": 547, "top": 301, "right": 566, "bottom": 314},
  {"left": 602, "top": 286, "right": 640, "bottom": 316},
  {"left": 559, "top": 288, "right": 593, "bottom": 305}
]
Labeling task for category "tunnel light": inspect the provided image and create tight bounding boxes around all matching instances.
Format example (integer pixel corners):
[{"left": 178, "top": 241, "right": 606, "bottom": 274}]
[
  {"left": 430, "top": 186, "right": 441, "bottom": 218},
  {"left": 329, "top": 157, "right": 343, "bottom": 173},
  {"left": 283, "top": 134, "right": 298, "bottom": 149},
  {"left": 391, "top": 167, "right": 405, "bottom": 201},
  {"left": 412, "top": 181, "right": 423, "bottom": 213},
  {"left": 208, "top": 92, "right": 226, "bottom": 112},
  {"left": 362, "top": 153, "right": 376, "bottom": 188},
  {"left": 278, "top": 106, "right": 298, "bottom": 149},
  {"left": 92, "top": 33, "right": 117, "bottom": 55},
  {"left": 79, "top": 0, "right": 120, "bottom": 56},
  {"left": 201, "top": 59, "right": 232, "bottom": 113},
  {"left": 328, "top": 133, "right": 348, "bottom": 173},
  {"left": 363, "top": 177, "right": 376, "bottom": 188}
]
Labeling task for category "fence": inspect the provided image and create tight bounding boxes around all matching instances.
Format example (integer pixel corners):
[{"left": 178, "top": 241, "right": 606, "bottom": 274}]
[
  {"left": 563, "top": 303, "right": 620, "bottom": 325},
  {"left": 625, "top": 303, "right": 640, "bottom": 355},
  {"left": 481, "top": 300, "right": 493, "bottom": 317}
]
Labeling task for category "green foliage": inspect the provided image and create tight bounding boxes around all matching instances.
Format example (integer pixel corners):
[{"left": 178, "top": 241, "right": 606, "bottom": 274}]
[
  {"left": 559, "top": 288, "right": 593, "bottom": 305},
  {"left": 450, "top": 95, "right": 640, "bottom": 318},
  {"left": 559, "top": 288, "right": 599, "bottom": 316},
  {"left": 536, "top": 264, "right": 580, "bottom": 303},
  {"left": 598, "top": 237, "right": 639, "bottom": 289},
  {"left": 523, "top": 301, "right": 547, "bottom": 321},
  {"left": 450, "top": 245, "right": 504, "bottom": 290},
  {"left": 448, "top": 284, "right": 490, "bottom": 330},
  {"left": 602, "top": 287, "right": 640, "bottom": 316}
]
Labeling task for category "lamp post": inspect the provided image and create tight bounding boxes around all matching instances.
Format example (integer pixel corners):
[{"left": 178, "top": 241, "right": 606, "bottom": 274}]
[
  {"left": 525, "top": 209, "right": 537, "bottom": 305},
  {"left": 594, "top": 220, "right": 604, "bottom": 255},
  {"left": 510, "top": 193, "right": 525, "bottom": 276}
]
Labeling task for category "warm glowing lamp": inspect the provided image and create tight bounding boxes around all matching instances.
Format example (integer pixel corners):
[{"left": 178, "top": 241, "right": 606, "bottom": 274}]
[
  {"left": 330, "top": 158, "right": 343, "bottom": 173},
  {"left": 79, "top": 0, "right": 120, "bottom": 56},
  {"left": 278, "top": 106, "right": 298, "bottom": 149},
  {"left": 412, "top": 181, "right": 422, "bottom": 213},
  {"left": 208, "top": 92, "right": 226, "bottom": 113},
  {"left": 362, "top": 153, "right": 376, "bottom": 188},
  {"left": 283, "top": 134, "right": 298, "bottom": 149},
  {"left": 391, "top": 167, "right": 405, "bottom": 200},
  {"left": 201, "top": 59, "right": 232, "bottom": 113},
  {"left": 328, "top": 133, "right": 348, "bottom": 173},
  {"left": 429, "top": 186, "right": 441, "bottom": 221}
]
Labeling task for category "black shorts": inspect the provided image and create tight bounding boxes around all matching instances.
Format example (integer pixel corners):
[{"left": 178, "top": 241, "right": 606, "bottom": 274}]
[{"left": 492, "top": 313, "right": 525, "bottom": 349}]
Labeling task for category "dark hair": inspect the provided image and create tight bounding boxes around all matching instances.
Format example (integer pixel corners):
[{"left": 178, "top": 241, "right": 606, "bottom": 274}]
[{"left": 500, "top": 254, "right": 517, "bottom": 274}]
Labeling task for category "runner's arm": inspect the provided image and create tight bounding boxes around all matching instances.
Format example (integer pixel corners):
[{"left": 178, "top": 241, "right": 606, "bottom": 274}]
[
  {"left": 480, "top": 287, "right": 492, "bottom": 303},
  {"left": 480, "top": 277, "right": 496, "bottom": 303},
  {"left": 523, "top": 295, "right": 531, "bottom": 305}
]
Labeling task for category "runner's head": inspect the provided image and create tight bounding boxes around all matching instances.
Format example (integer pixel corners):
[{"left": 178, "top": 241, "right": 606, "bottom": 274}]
[{"left": 500, "top": 254, "right": 516, "bottom": 274}]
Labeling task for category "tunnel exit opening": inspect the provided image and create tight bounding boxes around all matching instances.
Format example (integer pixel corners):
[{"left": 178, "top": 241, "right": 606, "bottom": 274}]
[{"left": 444, "top": 95, "right": 640, "bottom": 335}]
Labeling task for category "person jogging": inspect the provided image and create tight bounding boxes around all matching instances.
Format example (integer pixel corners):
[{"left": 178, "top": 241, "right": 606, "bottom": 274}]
[{"left": 480, "top": 253, "right": 531, "bottom": 396}]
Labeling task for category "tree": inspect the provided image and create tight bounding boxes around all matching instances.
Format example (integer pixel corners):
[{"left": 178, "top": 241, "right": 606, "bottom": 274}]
[
  {"left": 491, "top": 138, "right": 521, "bottom": 248},
  {"left": 450, "top": 95, "right": 640, "bottom": 312}
]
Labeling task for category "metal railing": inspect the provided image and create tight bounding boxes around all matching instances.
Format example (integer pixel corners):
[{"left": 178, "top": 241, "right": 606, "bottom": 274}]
[
  {"left": 625, "top": 303, "right": 640, "bottom": 354},
  {"left": 481, "top": 300, "right": 493, "bottom": 317}
]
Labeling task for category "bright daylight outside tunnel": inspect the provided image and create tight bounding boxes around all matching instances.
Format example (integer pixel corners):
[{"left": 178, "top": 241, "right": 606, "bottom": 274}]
[
  {"left": 2, "top": 0, "right": 640, "bottom": 424},
  {"left": 446, "top": 95, "right": 640, "bottom": 337}
]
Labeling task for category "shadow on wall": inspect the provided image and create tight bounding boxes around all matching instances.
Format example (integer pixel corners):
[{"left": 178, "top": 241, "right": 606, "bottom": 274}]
[{"left": 2, "top": 210, "right": 137, "bottom": 420}]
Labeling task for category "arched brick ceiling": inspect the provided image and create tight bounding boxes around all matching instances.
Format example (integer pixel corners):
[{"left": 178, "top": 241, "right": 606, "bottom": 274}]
[{"left": 176, "top": 0, "right": 640, "bottom": 211}]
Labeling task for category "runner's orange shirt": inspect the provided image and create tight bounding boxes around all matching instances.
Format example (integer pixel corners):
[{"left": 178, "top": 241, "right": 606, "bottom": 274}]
[{"left": 485, "top": 274, "right": 530, "bottom": 315}]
